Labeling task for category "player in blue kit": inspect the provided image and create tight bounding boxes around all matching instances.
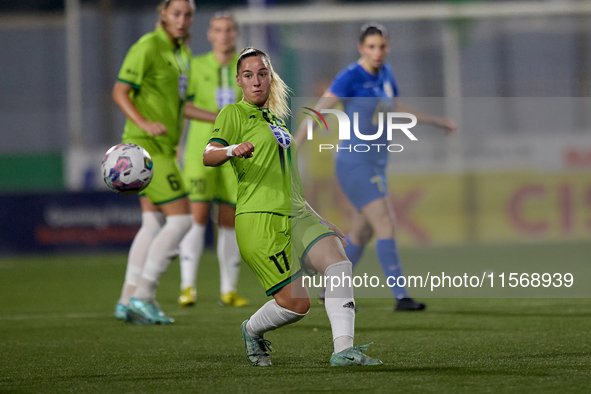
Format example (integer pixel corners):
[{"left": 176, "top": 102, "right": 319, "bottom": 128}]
[{"left": 296, "top": 23, "right": 456, "bottom": 311}]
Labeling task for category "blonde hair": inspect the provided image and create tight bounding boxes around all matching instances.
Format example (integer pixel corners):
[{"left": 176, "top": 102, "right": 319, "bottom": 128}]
[
  {"left": 237, "top": 47, "right": 292, "bottom": 121},
  {"left": 156, "top": 0, "right": 194, "bottom": 44},
  {"left": 210, "top": 12, "right": 238, "bottom": 32}
]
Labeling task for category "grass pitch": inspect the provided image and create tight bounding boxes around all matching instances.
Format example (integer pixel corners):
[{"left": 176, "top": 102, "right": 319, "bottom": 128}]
[{"left": 0, "top": 243, "right": 590, "bottom": 393}]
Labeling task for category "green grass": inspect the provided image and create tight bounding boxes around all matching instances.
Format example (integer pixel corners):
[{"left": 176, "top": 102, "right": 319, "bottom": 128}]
[{"left": 0, "top": 243, "right": 590, "bottom": 393}]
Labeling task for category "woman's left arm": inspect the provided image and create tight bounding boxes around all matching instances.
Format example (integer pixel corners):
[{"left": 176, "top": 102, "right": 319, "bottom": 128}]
[{"left": 184, "top": 102, "right": 218, "bottom": 123}]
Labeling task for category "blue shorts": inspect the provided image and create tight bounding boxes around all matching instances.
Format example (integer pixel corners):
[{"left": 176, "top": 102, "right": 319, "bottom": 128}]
[{"left": 335, "top": 159, "right": 388, "bottom": 211}]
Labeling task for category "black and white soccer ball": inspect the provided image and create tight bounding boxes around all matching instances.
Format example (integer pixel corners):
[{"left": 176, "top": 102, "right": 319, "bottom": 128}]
[{"left": 101, "top": 143, "right": 153, "bottom": 195}]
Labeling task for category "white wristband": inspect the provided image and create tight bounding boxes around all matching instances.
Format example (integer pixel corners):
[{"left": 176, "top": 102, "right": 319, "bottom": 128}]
[{"left": 226, "top": 145, "right": 238, "bottom": 157}]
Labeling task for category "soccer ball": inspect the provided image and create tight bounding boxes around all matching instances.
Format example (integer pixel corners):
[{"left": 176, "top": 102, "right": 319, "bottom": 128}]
[{"left": 101, "top": 143, "right": 153, "bottom": 195}]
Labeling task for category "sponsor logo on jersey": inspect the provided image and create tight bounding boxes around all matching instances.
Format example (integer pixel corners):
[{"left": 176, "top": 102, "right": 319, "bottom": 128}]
[
  {"left": 178, "top": 74, "right": 188, "bottom": 98},
  {"left": 384, "top": 81, "right": 394, "bottom": 98},
  {"left": 216, "top": 87, "right": 236, "bottom": 109},
  {"left": 269, "top": 125, "right": 291, "bottom": 149}
]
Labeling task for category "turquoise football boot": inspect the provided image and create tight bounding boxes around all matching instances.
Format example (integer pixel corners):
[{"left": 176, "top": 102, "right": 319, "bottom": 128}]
[
  {"left": 114, "top": 302, "right": 127, "bottom": 320},
  {"left": 330, "top": 343, "right": 383, "bottom": 366},
  {"left": 150, "top": 299, "right": 175, "bottom": 324},
  {"left": 125, "top": 297, "right": 174, "bottom": 325},
  {"left": 240, "top": 320, "right": 273, "bottom": 366}
]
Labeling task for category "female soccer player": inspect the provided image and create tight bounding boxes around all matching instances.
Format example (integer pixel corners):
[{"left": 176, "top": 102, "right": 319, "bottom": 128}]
[
  {"left": 178, "top": 13, "right": 248, "bottom": 308},
  {"left": 204, "top": 47, "right": 382, "bottom": 366},
  {"left": 295, "top": 23, "right": 456, "bottom": 311},
  {"left": 112, "top": 0, "right": 215, "bottom": 325}
]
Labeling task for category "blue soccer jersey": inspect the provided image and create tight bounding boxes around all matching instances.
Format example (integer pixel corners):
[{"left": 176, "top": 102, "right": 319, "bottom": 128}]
[{"left": 329, "top": 62, "right": 398, "bottom": 167}]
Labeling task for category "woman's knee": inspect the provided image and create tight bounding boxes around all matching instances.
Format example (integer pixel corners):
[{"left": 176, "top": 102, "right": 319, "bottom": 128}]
[
  {"left": 368, "top": 214, "right": 394, "bottom": 239},
  {"left": 191, "top": 203, "right": 210, "bottom": 225},
  {"left": 361, "top": 198, "right": 395, "bottom": 238},
  {"left": 218, "top": 204, "right": 236, "bottom": 228},
  {"left": 291, "top": 297, "right": 311, "bottom": 314},
  {"left": 353, "top": 224, "right": 373, "bottom": 245},
  {"left": 275, "top": 293, "right": 310, "bottom": 315},
  {"left": 308, "top": 235, "right": 351, "bottom": 275}
]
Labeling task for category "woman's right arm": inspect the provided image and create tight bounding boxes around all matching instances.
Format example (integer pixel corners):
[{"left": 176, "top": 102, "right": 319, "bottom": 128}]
[
  {"left": 203, "top": 141, "right": 255, "bottom": 167},
  {"left": 112, "top": 82, "right": 167, "bottom": 136}
]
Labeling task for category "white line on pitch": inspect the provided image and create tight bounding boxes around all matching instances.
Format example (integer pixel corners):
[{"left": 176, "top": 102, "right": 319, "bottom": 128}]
[{"left": 0, "top": 310, "right": 192, "bottom": 321}]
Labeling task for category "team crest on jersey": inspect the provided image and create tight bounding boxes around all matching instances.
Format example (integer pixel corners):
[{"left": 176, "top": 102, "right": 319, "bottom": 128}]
[{"left": 269, "top": 125, "right": 291, "bottom": 149}]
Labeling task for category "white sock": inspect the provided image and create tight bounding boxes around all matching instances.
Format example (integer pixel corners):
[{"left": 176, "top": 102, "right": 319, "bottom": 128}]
[
  {"left": 119, "top": 212, "right": 164, "bottom": 305},
  {"left": 324, "top": 261, "right": 355, "bottom": 353},
  {"left": 179, "top": 222, "right": 207, "bottom": 289},
  {"left": 133, "top": 214, "right": 192, "bottom": 301},
  {"left": 245, "top": 299, "right": 307, "bottom": 338},
  {"left": 217, "top": 227, "right": 242, "bottom": 294}
]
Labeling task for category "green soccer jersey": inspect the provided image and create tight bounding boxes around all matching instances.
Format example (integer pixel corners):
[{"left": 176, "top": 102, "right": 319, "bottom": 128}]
[
  {"left": 185, "top": 52, "right": 242, "bottom": 161},
  {"left": 209, "top": 101, "right": 306, "bottom": 216},
  {"left": 118, "top": 28, "right": 194, "bottom": 153}
]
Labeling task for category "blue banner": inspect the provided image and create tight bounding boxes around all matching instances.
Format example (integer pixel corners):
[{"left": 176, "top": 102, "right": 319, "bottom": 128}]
[{"left": 0, "top": 191, "right": 213, "bottom": 254}]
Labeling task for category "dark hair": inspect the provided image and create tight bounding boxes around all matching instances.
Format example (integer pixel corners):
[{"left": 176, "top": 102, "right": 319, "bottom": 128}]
[{"left": 359, "top": 22, "right": 387, "bottom": 44}]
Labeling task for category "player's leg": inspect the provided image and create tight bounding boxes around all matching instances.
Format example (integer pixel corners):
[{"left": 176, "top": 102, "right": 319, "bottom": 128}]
[
  {"left": 347, "top": 209, "right": 373, "bottom": 265},
  {"left": 338, "top": 159, "right": 424, "bottom": 311},
  {"left": 320, "top": 160, "right": 372, "bottom": 301},
  {"left": 178, "top": 158, "right": 214, "bottom": 306},
  {"left": 305, "top": 234, "right": 382, "bottom": 366},
  {"left": 236, "top": 213, "right": 306, "bottom": 366},
  {"left": 125, "top": 152, "right": 192, "bottom": 324},
  {"left": 361, "top": 196, "right": 425, "bottom": 311},
  {"left": 178, "top": 201, "right": 209, "bottom": 306},
  {"left": 241, "top": 278, "right": 309, "bottom": 366},
  {"left": 128, "top": 197, "right": 192, "bottom": 324},
  {"left": 214, "top": 163, "right": 247, "bottom": 306},
  {"left": 317, "top": 210, "right": 372, "bottom": 302},
  {"left": 115, "top": 197, "right": 164, "bottom": 319},
  {"left": 306, "top": 235, "right": 354, "bottom": 352},
  {"left": 292, "top": 211, "right": 380, "bottom": 365},
  {"left": 217, "top": 203, "right": 248, "bottom": 306},
  {"left": 247, "top": 275, "right": 310, "bottom": 339},
  {"left": 333, "top": 160, "right": 378, "bottom": 268}
]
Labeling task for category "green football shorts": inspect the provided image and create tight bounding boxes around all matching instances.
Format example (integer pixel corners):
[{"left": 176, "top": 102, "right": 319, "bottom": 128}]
[
  {"left": 123, "top": 137, "right": 188, "bottom": 205},
  {"left": 183, "top": 158, "right": 237, "bottom": 206},
  {"left": 235, "top": 210, "right": 336, "bottom": 296}
]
